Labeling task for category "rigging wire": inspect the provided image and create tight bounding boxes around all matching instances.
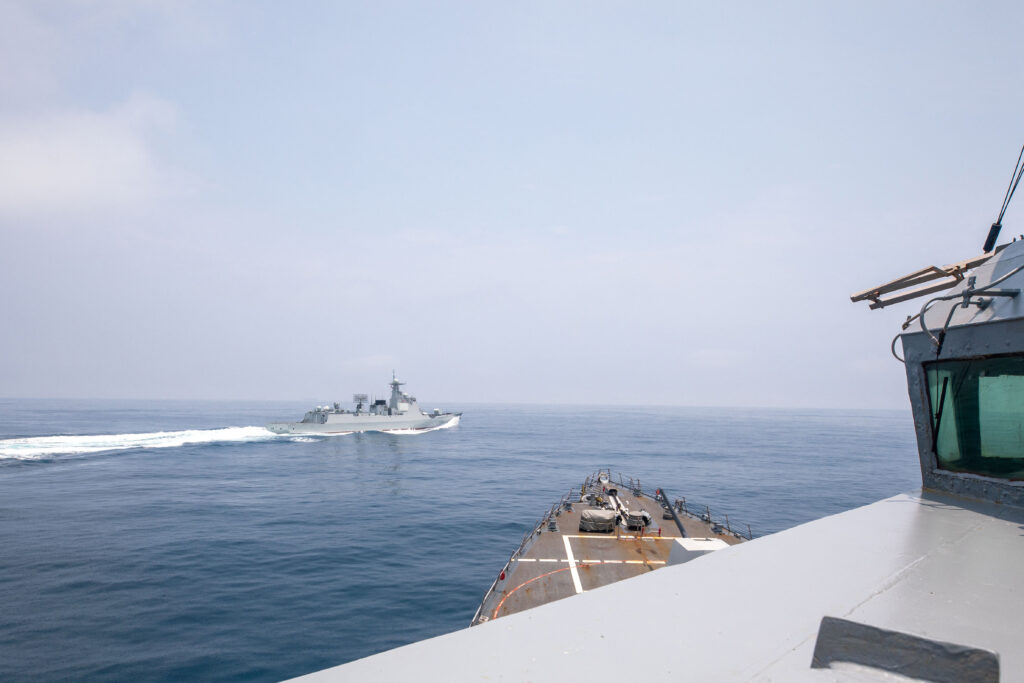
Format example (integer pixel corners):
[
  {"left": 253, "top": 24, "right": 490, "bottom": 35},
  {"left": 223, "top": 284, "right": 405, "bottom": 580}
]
[
  {"left": 984, "top": 142, "right": 1024, "bottom": 252},
  {"left": 998, "top": 144, "right": 1024, "bottom": 223}
]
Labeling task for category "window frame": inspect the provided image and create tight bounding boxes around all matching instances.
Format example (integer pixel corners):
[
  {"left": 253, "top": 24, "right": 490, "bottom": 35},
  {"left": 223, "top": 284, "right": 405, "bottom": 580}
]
[{"left": 924, "top": 353, "right": 1024, "bottom": 481}]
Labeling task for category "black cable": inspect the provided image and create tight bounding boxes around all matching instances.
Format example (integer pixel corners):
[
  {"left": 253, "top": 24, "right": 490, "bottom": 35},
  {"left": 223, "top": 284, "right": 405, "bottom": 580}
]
[
  {"left": 933, "top": 375, "right": 949, "bottom": 436},
  {"left": 1005, "top": 162, "right": 1024, "bottom": 219},
  {"left": 999, "top": 144, "right": 1024, "bottom": 222},
  {"left": 985, "top": 143, "right": 1024, "bottom": 252}
]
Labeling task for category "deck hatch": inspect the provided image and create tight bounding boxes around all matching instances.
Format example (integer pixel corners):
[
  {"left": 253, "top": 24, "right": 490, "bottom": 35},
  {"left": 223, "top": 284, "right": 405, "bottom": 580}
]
[{"left": 810, "top": 616, "right": 999, "bottom": 682}]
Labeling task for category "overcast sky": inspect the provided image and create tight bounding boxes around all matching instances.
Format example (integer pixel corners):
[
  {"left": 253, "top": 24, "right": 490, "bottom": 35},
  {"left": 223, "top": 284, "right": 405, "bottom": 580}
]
[{"left": 2, "top": 1, "right": 1023, "bottom": 408}]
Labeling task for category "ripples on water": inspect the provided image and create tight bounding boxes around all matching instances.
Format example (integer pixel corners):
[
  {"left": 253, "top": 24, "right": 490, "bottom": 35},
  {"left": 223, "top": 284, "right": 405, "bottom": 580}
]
[{"left": 0, "top": 399, "right": 919, "bottom": 681}]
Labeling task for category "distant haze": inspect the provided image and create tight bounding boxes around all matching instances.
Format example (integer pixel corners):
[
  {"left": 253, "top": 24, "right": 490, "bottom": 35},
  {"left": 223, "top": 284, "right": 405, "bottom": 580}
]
[{"left": 2, "top": 1, "right": 1022, "bottom": 409}]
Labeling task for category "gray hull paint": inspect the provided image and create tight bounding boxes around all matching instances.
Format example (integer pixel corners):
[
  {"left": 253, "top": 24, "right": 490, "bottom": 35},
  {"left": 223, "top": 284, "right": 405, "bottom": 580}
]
[
  {"left": 267, "top": 374, "right": 460, "bottom": 434},
  {"left": 266, "top": 413, "right": 460, "bottom": 435}
]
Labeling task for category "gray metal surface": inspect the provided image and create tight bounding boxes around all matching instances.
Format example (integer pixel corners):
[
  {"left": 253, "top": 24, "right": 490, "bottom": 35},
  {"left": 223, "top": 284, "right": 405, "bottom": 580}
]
[
  {"left": 292, "top": 490, "right": 1024, "bottom": 682},
  {"left": 470, "top": 472, "right": 746, "bottom": 627},
  {"left": 267, "top": 374, "right": 460, "bottom": 434},
  {"left": 266, "top": 412, "right": 459, "bottom": 435},
  {"left": 289, "top": 241, "right": 1024, "bottom": 681},
  {"left": 901, "top": 240, "right": 1024, "bottom": 505}
]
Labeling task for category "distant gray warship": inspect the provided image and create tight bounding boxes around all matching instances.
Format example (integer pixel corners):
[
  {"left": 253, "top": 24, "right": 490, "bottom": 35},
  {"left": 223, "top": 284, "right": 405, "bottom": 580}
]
[{"left": 266, "top": 374, "right": 460, "bottom": 435}]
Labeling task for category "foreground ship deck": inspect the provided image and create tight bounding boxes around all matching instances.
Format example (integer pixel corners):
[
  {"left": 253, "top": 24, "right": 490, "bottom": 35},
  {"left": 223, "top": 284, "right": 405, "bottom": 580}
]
[
  {"left": 472, "top": 470, "right": 746, "bottom": 625},
  {"left": 295, "top": 489, "right": 1023, "bottom": 682},
  {"left": 292, "top": 227, "right": 1024, "bottom": 681}
]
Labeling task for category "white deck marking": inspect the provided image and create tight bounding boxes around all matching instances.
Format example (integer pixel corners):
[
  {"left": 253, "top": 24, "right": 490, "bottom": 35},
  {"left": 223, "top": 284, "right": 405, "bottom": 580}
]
[
  {"left": 563, "top": 536, "right": 584, "bottom": 594},
  {"left": 516, "top": 558, "right": 664, "bottom": 565},
  {"left": 565, "top": 535, "right": 668, "bottom": 541}
]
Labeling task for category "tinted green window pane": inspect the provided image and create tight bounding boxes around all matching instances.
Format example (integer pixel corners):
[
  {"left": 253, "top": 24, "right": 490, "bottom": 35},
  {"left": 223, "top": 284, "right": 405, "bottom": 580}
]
[
  {"left": 980, "top": 375, "right": 1024, "bottom": 459},
  {"left": 930, "top": 369, "right": 960, "bottom": 465},
  {"left": 926, "top": 356, "right": 1024, "bottom": 480}
]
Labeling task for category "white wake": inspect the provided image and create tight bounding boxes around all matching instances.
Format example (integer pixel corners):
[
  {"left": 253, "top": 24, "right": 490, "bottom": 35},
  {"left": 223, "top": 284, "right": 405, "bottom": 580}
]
[
  {"left": 0, "top": 426, "right": 280, "bottom": 460},
  {"left": 382, "top": 414, "right": 461, "bottom": 435},
  {"left": 0, "top": 415, "right": 461, "bottom": 459}
]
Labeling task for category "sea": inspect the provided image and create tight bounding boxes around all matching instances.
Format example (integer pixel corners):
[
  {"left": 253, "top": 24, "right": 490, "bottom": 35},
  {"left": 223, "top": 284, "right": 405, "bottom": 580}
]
[{"left": 0, "top": 399, "right": 920, "bottom": 681}]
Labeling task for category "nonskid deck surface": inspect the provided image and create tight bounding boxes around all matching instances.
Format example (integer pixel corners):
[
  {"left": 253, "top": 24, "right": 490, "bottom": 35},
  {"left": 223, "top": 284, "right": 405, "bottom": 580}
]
[{"left": 474, "top": 476, "right": 744, "bottom": 624}]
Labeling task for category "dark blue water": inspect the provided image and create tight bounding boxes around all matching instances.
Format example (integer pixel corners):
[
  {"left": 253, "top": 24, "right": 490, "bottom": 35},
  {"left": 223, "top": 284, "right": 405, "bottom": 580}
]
[{"left": 0, "top": 399, "right": 919, "bottom": 681}]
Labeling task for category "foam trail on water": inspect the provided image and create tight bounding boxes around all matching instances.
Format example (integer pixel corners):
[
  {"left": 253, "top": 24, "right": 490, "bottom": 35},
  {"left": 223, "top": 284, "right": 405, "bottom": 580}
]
[
  {"left": 436, "top": 414, "right": 460, "bottom": 429},
  {"left": 382, "top": 414, "right": 461, "bottom": 435},
  {"left": 0, "top": 426, "right": 280, "bottom": 460}
]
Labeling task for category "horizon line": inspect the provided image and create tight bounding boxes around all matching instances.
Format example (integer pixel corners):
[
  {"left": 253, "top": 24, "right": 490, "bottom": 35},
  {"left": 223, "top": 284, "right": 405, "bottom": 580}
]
[{"left": 0, "top": 395, "right": 911, "bottom": 413}]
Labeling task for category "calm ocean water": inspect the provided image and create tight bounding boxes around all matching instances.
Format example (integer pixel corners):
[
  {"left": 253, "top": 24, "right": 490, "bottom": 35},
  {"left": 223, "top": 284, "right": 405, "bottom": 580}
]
[{"left": 0, "top": 399, "right": 920, "bottom": 681}]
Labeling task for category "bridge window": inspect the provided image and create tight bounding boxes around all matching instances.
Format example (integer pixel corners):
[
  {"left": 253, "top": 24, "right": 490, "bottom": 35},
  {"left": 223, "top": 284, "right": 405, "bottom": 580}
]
[{"left": 926, "top": 355, "right": 1024, "bottom": 480}]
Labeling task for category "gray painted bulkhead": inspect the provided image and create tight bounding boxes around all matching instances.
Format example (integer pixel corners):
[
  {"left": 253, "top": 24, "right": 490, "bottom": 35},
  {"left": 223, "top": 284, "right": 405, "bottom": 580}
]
[
  {"left": 901, "top": 239, "right": 1024, "bottom": 507},
  {"left": 903, "top": 317, "right": 1024, "bottom": 507}
]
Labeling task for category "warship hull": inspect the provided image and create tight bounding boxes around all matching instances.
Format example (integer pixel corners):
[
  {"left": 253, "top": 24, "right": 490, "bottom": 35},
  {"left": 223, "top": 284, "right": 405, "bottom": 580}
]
[
  {"left": 266, "top": 374, "right": 460, "bottom": 435},
  {"left": 267, "top": 413, "right": 459, "bottom": 435}
]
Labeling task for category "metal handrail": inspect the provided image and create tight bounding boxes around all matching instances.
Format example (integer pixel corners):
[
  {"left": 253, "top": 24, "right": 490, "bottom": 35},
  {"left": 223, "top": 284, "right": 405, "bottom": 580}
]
[
  {"left": 603, "top": 470, "right": 755, "bottom": 541},
  {"left": 470, "top": 486, "right": 576, "bottom": 625},
  {"left": 471, "top": 469, "right": 756, "bottom": 625}
]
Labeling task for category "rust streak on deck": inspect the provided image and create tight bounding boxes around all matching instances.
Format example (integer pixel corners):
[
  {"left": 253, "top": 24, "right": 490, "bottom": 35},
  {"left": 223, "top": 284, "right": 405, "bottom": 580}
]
[{"left": 473, "top": 473, "right": 747, "bottom": 624}]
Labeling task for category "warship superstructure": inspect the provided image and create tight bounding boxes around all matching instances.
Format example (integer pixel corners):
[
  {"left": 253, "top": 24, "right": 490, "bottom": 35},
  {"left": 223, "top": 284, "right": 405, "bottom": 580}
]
[{"left": 267, "top": 374, "right": 459, "bottom": 435}]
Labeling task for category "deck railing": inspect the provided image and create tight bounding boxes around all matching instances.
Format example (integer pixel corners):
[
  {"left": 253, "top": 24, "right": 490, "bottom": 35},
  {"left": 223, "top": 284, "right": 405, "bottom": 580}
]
[
  {"left": 588, "top": 469, "right": 755, "bottom": 541},
  {"left": 470, "top": 468, "right": 755, "bottom": 626},
  {"left": 470, "top": 486, "right": 577, "bottom": 626}
]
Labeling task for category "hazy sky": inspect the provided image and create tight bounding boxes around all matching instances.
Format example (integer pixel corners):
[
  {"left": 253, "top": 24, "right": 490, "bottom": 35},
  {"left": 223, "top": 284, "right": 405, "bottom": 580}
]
[{"left": 2, "top": 1, "right": 1023, "bottom": 408}]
